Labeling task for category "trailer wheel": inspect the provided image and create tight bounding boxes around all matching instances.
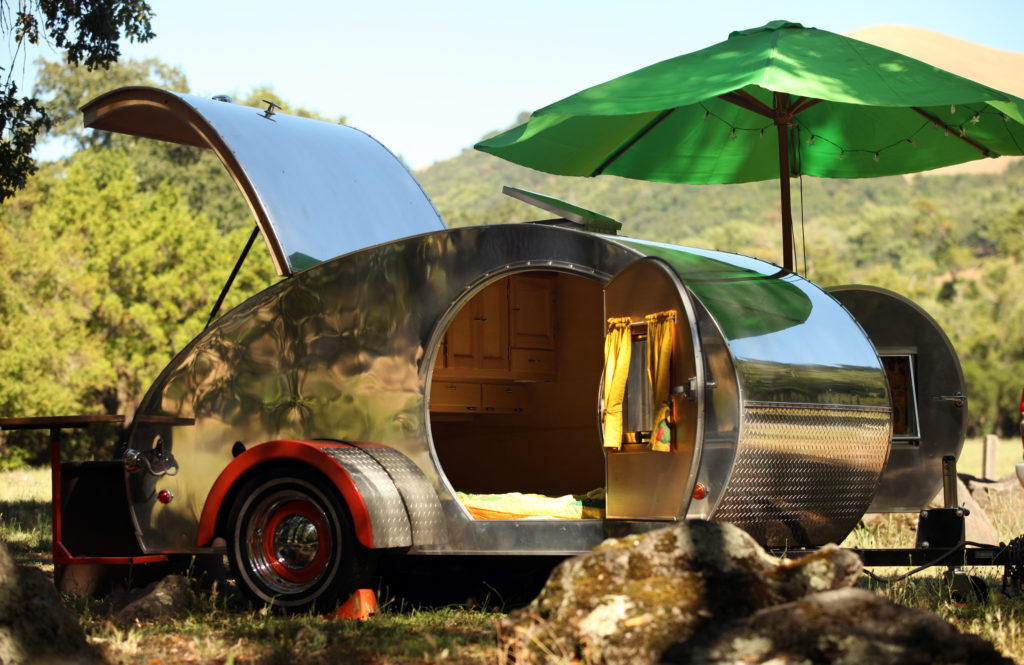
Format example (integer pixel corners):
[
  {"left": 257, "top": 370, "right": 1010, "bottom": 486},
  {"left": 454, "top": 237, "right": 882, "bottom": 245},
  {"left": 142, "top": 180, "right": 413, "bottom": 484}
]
[{"left": 226, "top": 468, "right": 364, "bottom": 612}]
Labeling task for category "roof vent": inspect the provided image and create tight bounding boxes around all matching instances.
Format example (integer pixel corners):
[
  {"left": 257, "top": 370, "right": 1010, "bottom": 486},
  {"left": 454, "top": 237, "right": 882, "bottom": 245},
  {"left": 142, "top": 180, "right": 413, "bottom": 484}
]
[{"left": 502, "top": 186, "right": 622, "bottom": 235}]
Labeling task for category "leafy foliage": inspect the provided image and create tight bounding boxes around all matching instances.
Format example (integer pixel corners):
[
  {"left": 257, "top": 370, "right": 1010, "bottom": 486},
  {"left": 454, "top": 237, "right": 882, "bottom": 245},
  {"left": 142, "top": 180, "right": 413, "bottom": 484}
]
[
  {"left": 0, "top": 0, "right": 154, "bottom": 201},
  {"left": 33, "top": 55, "right": 187, "bottom": 149},
  {"left": 0, "top": 148, "right": 276, "bottom": 461}
]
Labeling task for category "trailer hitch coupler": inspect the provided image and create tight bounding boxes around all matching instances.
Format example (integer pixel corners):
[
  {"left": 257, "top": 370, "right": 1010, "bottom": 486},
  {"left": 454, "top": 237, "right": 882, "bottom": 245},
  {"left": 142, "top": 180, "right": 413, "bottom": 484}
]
[{"left": 942, "top": 455, "right": 958, "bottom": 509}]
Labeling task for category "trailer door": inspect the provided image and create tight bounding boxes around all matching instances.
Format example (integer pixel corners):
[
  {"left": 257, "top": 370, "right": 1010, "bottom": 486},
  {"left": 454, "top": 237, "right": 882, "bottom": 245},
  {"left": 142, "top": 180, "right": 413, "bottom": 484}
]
[{"left": 602, "top": 257, "right": 704, "bottom": 520}]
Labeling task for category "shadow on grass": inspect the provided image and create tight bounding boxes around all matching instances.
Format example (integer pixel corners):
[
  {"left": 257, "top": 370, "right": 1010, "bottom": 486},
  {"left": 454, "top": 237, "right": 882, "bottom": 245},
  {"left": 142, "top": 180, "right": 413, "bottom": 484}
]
[{"left": 0, "top": 499, "right": 52, "bottom": 565}]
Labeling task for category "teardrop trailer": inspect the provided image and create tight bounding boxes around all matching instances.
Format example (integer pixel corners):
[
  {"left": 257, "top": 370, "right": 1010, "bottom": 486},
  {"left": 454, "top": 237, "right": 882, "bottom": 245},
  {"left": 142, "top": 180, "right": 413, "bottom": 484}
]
[{"left": 3, "top": 87, "right": 1022, "bottom": 612}]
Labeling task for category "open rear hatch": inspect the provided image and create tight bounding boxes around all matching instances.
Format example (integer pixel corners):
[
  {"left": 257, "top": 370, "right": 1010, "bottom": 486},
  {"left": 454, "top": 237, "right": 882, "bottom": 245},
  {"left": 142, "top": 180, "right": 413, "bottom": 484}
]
[{"left": 81, "top": 87, "right": 445, "bottom": 276}]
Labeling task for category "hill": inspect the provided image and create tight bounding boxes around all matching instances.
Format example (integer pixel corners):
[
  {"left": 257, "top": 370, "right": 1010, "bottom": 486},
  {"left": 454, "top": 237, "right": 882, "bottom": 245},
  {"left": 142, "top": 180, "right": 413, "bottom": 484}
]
[{"left": 849, "top": 25, "right": 1024, "bottom": 177}]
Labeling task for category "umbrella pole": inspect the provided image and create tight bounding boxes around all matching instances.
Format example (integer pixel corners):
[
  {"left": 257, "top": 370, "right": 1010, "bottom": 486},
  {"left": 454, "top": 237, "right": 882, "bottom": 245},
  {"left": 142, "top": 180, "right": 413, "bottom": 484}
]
[{"left": 777, "top": 121, "right": 794, "bottom": 272}]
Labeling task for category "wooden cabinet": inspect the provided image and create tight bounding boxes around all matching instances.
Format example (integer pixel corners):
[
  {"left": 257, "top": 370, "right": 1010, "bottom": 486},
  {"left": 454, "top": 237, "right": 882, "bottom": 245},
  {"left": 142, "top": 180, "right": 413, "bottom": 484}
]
[
  {"left": 431, "top": 381, "right": 530, "bottom": 414},
  {"left": 430, "top": 381, "right": 482, "bottom": 412},
  {"left": 436, "top": 274, "right": 557, "bottom": 382},
  {"left": 444, "top": 279, "right": 508, "bottom": 373}
]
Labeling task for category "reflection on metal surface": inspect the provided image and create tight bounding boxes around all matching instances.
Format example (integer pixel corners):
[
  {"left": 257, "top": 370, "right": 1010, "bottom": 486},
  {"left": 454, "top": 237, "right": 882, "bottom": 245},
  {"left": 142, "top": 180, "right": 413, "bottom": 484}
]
[
  {"left": 829, "top": 285, "right": 966, "bottom": 512},
  {"left": 713, "top": 402, "right": 893, "bottom": 547},
  {"left": 126, "top": 225, "right": 638, "bottom": 552}
]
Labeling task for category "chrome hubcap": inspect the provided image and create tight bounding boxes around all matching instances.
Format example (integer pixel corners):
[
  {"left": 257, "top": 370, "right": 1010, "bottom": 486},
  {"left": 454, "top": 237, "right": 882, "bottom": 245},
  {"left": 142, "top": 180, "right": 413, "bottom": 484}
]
[{"left": 273, "top": 514, "right": 320, "bottom": 569}]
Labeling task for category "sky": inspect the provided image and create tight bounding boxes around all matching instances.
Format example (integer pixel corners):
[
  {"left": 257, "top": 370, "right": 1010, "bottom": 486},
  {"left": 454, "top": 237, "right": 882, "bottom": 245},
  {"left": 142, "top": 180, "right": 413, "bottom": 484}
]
[{"left": 9, "top": 0, "right": 1024, "bottom": 169}]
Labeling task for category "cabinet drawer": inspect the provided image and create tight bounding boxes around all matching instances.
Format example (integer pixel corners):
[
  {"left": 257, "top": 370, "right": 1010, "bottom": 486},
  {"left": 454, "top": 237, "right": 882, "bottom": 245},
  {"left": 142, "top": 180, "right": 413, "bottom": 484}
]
[
  {"left": 431, "top": 382, "right": 481, "bottom": 412},
  {"left": 509, "top": 349, "right": 557, "bottom": 378},
  {"left": 482, "top": 383, "right": 529, "bottom": 413}
]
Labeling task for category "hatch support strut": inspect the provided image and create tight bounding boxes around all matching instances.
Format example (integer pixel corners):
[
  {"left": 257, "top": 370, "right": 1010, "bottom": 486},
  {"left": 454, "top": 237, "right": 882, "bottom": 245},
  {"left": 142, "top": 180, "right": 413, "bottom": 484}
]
[{"left": 206, "top": 226, "right": 260, "bottom": 329}]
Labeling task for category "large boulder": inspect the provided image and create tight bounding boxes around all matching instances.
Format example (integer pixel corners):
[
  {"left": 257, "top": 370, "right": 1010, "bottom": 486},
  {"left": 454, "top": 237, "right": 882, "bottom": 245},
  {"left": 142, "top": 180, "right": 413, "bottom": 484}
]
[
  {"left": 0, "top": 541, "right": 97, "bottom": 664},
  {"left": 499, "top": 520, "right": 862, "bottom": 665},
  {"left": 663, "top": 587, "right": 1012, "bottom": 665},
  {"left": 499, "top": 520, "right": 1009, "bottom": 665}
]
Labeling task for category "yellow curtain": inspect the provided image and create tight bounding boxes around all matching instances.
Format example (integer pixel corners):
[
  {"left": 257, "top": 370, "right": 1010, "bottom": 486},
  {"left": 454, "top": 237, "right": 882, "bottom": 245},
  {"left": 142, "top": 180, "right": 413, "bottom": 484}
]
[
  {"left": 602, "top": 317, "right": 633, "bottom": 450},
  {"left": 646, "top": 311, "right": 676, "bottom": 452}
]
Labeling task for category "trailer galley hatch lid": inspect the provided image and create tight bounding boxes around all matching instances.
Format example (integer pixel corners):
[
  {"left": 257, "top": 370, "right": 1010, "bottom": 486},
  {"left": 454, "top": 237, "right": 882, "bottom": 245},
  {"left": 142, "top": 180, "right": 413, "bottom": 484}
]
[
  {"left": 80, "top": 87, "right": 445, "bottom": 276},
  {"left": 602, "top": 257, "right": 704, "bottom": 520}
]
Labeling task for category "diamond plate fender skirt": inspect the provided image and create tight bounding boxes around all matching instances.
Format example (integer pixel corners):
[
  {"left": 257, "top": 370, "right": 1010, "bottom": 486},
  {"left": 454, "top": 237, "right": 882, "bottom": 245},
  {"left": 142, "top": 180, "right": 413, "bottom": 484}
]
[{"left": 197, "top": 441, "right": 445, "bottom": 550}]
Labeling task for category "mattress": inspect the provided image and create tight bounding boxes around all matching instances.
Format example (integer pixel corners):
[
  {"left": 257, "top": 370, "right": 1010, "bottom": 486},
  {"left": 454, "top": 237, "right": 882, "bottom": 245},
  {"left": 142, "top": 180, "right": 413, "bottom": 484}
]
[{"left": 456, "top": 489, "right": 605, "bottom": 520}]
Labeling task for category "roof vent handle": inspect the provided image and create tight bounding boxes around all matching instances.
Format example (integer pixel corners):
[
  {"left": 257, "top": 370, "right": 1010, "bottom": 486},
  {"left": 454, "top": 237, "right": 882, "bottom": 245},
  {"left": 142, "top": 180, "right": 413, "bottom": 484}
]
[{"left": 261, "top": 99, "right": 282, "bottom": 119}]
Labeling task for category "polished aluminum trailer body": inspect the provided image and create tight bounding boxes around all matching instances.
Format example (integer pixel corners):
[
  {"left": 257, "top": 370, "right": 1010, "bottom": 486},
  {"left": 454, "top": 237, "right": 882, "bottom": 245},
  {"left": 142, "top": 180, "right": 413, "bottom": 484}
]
[{"left": 80, "top": 89, "right": 898, "bottom": 558}]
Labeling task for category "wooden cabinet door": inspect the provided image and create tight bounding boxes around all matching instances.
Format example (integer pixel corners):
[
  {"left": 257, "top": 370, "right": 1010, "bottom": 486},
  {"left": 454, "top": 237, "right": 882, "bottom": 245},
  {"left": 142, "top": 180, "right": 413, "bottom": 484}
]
[
  {"left": 442, "top": 278, "right": 509, "bottom": 373},
  {"left": 446, "top": 301, "right": 479, "bottom": 370},
  {"left": 476, "top": 279, "right": 509, "bottom": 371},
  {"left": 510, "top": 274, "right": 556, "bottom": 350}
]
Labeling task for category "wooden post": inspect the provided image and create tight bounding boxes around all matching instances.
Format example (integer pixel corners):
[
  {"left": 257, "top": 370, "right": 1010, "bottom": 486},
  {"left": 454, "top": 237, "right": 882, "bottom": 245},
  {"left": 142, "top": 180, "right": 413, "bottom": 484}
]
[{"left": 983, "top": 434, "right": 999, "bottom": 480}]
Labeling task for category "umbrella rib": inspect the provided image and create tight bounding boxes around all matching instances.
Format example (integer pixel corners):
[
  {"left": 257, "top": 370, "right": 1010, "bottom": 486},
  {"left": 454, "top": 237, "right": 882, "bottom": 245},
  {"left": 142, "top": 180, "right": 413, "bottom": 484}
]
[
  {"left": 789, "top": 97, "right": 823, "bottom": 116},
  {"left": 590, "top": 108, "right": 677, "bottom": 176},
  {"left": 910, "top": 107, "right": 995, "bottom": 157},
  {"left": 719, "top": 91, "right": 773, "bottom": 118}
]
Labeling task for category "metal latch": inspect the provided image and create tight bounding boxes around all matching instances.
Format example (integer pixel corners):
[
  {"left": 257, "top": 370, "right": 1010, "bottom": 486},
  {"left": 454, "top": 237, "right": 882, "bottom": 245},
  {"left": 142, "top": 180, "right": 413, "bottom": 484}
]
[
  {"left": 676, "top": 378, "right": 714, "bottom": 402},
  {"left": 934, "top": 392, "right": 966, "bottom": 407}
]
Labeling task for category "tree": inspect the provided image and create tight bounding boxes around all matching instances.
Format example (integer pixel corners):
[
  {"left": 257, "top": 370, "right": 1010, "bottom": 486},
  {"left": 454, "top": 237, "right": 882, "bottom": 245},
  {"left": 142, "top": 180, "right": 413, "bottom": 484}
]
[
  {"left": 0, "top": 149, "right": 239, "bottom": 416},
  {"left": 0, "top": 0, "right": 154, "bottom": 201},
  {"left": 33, "top": 55, "right": 185, "bottom": 149}
]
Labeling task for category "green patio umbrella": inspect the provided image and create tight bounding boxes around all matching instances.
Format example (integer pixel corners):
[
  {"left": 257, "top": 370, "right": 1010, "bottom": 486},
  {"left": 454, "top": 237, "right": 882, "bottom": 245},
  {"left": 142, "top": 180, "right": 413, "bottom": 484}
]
[{"left": 475, "top": 20, "right": 1024, "bottom": 271}]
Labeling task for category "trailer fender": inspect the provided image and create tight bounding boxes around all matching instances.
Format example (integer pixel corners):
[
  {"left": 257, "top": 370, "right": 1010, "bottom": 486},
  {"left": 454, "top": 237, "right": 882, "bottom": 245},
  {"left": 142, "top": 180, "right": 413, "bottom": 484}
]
[{"left": 198, "top": 440, "right": 433, "bottom": 550}]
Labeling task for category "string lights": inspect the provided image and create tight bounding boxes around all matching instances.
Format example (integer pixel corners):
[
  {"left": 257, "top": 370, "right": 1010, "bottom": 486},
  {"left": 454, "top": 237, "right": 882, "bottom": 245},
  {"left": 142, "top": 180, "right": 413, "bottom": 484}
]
[{"left": 695, "top": 101, "right": 1011, "bottom": 164}]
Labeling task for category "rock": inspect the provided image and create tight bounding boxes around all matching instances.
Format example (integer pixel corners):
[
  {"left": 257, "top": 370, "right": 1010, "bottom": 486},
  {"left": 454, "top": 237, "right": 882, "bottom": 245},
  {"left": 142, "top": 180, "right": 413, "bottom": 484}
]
[
  {"left": 662, "top": 587, "right": 1012, "bottom": 665},
  {"left": 499, "top": 520, "right": 862, "bottom": 665},
  {"left": 108, "top": 574, "right": 194, "bottom": 624},
  {"left": 0, "top": 541, "right": 97, "bottom": 664}
]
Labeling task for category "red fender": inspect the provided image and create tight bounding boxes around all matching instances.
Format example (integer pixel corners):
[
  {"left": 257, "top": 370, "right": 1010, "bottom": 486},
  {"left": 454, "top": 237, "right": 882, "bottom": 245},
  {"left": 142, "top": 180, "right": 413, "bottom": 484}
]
[{"left": 197, "top": 440, "right": 373, "bottom": 549}]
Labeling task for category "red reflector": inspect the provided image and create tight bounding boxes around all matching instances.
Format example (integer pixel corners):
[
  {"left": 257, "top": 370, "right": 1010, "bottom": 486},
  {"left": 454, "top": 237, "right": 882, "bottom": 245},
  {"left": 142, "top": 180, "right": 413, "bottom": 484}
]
[
  {"left": 157, "top": 489, "right": 173, "bottom": 504},
  {"left": 693, "top": 483, "right": 707, "bottom": 500}
]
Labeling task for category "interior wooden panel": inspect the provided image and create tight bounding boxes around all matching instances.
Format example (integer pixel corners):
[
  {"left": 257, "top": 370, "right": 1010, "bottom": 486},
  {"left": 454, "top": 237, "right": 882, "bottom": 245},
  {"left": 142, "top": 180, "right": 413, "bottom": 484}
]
[{"left": 430, "top": 272, "right": 605, "bottom": 496}]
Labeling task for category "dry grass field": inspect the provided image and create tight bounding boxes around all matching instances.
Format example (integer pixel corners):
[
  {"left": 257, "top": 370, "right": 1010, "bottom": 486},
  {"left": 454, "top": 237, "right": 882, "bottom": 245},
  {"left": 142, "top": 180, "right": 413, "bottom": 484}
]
[{"left": 1, "top": 437, "right": 1023, "bottom": 663}]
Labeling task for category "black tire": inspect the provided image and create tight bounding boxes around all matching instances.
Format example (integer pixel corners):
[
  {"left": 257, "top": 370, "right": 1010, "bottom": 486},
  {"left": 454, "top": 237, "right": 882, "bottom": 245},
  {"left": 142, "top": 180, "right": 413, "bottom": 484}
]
[{"left": 226, "top": 466, "right": 362, "bottom": 612}]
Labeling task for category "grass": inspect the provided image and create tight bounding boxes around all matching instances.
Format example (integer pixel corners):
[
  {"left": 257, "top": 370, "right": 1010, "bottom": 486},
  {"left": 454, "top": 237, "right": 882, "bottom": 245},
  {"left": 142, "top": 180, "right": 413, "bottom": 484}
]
[{"left": 1, "top": 437, "right": 1023, "bottom": 663}]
